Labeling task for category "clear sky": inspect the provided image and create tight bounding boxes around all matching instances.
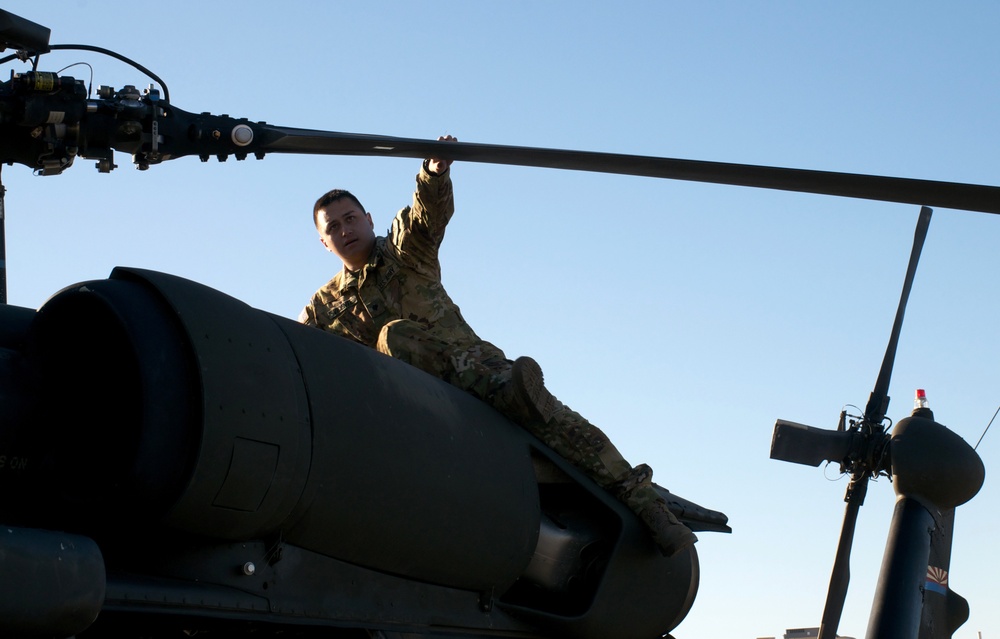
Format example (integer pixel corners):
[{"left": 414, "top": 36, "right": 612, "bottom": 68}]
[{"left": 3, "top": 2, "right": 998, "bottom": 638}]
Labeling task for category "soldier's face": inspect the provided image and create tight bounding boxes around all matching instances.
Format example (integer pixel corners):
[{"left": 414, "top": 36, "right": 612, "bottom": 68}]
[{"left": 317, "top": 199, "right": 376, "bottom": 271}]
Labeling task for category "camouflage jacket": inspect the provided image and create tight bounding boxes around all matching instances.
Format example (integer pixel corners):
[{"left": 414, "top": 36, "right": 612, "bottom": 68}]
[{"left": 299, "top": 162, "right": 486, "bottom": 350}]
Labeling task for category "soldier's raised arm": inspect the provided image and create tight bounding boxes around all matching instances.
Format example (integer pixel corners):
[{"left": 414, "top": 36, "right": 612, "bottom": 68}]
[{"left": 427, "top": 134, "right": 457, "bottom": 175}]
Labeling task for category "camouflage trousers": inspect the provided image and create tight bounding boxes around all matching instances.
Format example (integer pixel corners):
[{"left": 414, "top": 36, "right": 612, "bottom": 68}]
[{"left": 376, "top": 319, "right": 664, "bottom": 514}]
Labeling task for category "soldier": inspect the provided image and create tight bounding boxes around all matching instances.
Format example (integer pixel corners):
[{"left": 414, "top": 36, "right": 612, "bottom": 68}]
[{"left": 299, "top": 136, "right": 696, "bottom": 557}]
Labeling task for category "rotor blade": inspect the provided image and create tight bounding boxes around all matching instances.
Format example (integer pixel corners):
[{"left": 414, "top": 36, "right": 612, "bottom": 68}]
[
  {"left": 863, "top": 206, "right": 933, "bottom": 424},
  {"left": 770, "top": 419, "right": 859, "bottom": 467},
  {"left": 255, "top": 126, "right": 1000, "bottom": 214},
  {"left": 818, "top": 478, "right": 869, "bottom": 639}
]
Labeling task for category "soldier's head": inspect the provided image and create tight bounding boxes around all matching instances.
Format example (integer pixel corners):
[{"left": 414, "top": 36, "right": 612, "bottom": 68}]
[{"left": 313, "top": 189, "right": 376, "bottom": 272}]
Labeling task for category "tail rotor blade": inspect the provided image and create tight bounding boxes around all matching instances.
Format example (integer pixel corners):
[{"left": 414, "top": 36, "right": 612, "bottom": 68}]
[
  {"left": 864, "top": 206, "right": 933, "bottom": 424},
  {"left": 820, "top": 206, "right": 932, "bottom": 639},
  {"left": 818, "top": 478, "right": 869, "bottom": 639}
]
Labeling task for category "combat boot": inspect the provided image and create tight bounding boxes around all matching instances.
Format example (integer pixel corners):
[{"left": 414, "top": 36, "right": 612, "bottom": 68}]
[
  {"left": 498, "top": 356, "right": 558, "bottom": 425},
  {"left": 611, "top": 464, "right": 697, "bottom": 557},
  {"left": 637, "top": 499, "right": 698, "bottom": 557}
]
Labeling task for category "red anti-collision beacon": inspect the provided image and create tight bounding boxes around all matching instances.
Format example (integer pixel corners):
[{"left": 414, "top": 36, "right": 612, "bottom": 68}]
[{"left": 912, "top": 388, "right": 933, "bottom": 419}]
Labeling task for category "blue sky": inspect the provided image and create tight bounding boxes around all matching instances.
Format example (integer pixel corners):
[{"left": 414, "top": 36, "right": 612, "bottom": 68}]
[{"left": 3, "top": 2, "right": 998, "bottom": 637}]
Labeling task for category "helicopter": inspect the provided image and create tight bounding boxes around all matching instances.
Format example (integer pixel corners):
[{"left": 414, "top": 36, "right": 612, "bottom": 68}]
[{"left": 0, "top": 6, "right": 993, "bottom": 639}]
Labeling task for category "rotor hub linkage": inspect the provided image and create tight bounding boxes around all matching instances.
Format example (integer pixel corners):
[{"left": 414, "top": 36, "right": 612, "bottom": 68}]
[
  {"left": 0, "top": 69, "right": 269, "bottom": 175},
  {"left": 843, "top": 415, "right": 892, "bottom": 481}
]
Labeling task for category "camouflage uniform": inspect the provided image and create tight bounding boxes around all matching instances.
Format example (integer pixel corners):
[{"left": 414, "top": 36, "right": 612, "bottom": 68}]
[{"left": 301, "top": 162, "right": 688, "bottom": 548}]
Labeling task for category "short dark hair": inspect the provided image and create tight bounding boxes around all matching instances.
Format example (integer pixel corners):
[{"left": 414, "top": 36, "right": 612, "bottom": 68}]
[{"left": 313, "top": 189, "right": 366, "bottom": 228}]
